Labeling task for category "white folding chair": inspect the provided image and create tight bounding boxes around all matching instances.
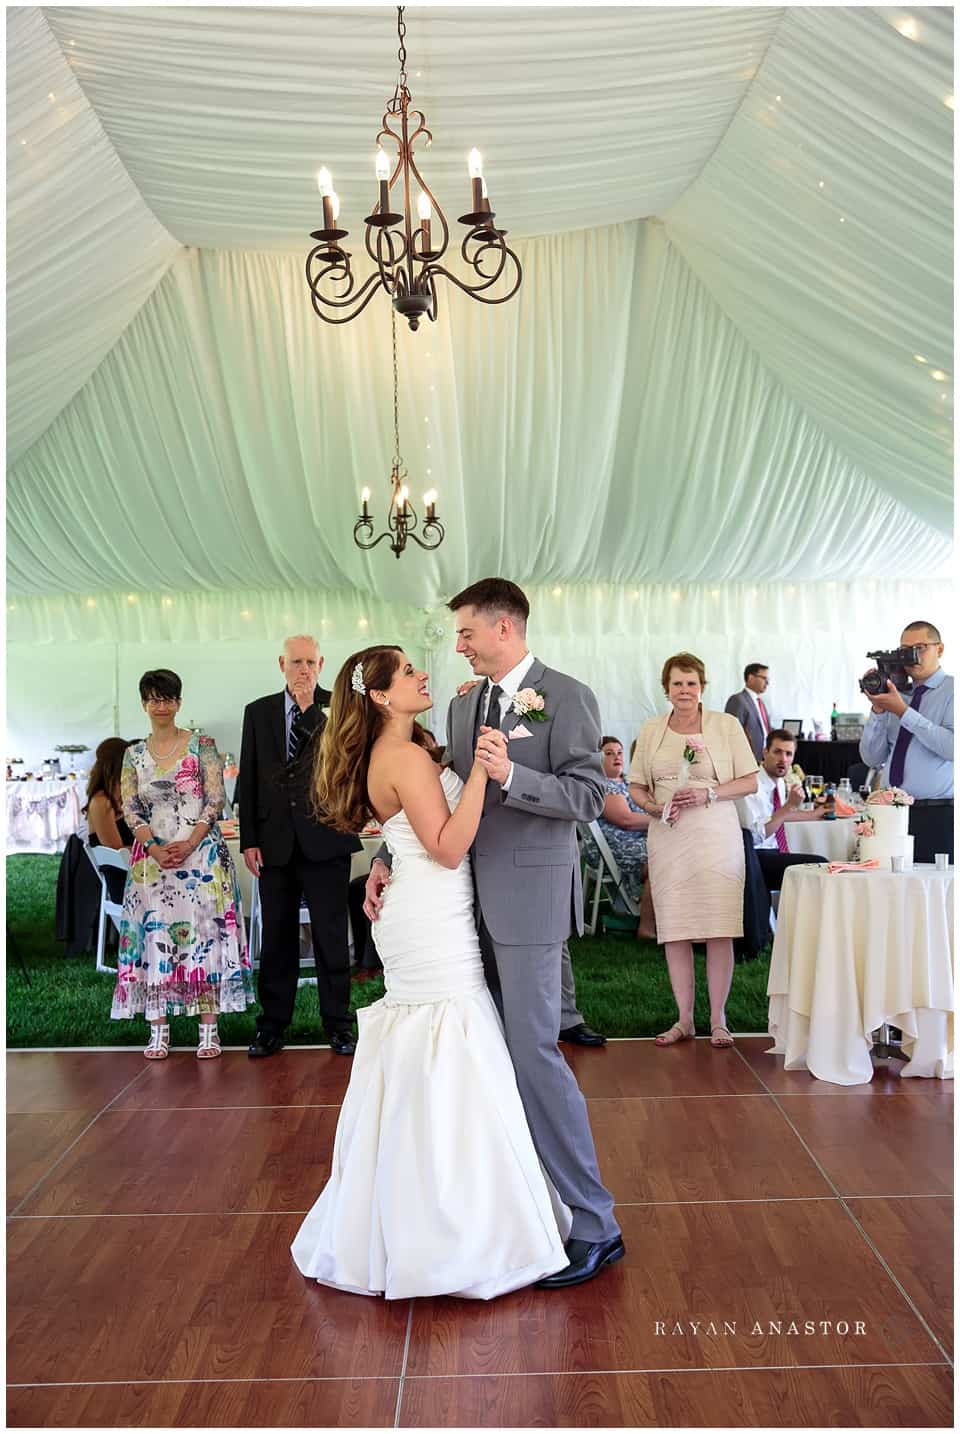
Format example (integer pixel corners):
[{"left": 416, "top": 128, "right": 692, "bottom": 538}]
[
  {"left": 247, "top": 878, "right": 317, "bottom": 987},
  {"left": 85, "top": 845, "right": 130, "bottom": 975},
  {"left": 579, "top": 821, "right": 640, "bottom": 935}
]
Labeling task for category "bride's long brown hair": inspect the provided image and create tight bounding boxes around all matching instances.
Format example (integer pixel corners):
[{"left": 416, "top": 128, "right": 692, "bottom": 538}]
[{"left": 312, "top": 645, "right": 431, "bottom": 834}]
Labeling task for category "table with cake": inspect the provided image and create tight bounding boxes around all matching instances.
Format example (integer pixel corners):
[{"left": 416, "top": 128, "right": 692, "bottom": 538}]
[{"left": 767, "top": 792, "right": 953, "bottom": 1083}]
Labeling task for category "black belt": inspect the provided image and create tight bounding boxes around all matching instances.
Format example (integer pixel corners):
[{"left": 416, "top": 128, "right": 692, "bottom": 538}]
[{"left": 911, "top": 798, "right": 953, "bottom": 808}]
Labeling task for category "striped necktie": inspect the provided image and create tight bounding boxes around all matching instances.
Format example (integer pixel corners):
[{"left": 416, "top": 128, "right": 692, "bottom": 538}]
[{"left": 288, "top": 703, "right": 305, "bottom": 763}]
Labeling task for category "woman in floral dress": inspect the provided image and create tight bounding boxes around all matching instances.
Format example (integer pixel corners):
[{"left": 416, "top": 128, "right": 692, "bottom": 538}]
[{"left": 111, "top": 669, "right": 254, "bottom": 1058}]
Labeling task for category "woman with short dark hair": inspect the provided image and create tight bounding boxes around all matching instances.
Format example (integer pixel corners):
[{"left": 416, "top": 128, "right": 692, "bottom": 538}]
[{"left": 111, "top": 669, "right": 254, "bottom": 1059}]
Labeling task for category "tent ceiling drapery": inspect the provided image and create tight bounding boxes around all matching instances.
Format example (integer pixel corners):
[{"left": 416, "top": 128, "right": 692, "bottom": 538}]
[{"left": 5, "top": 5, "right": 954, "bottom": 604}]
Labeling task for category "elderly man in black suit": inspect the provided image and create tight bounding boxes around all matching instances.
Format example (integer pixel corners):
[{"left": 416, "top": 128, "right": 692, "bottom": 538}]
[{"left": 238, "top": 635, "right": 361, "bottom": 1057}]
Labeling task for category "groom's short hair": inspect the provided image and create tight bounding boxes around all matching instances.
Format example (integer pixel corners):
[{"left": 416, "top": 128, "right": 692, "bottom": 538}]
[{"left": 447, "top": 578, "right": 529, "bottom": 633}]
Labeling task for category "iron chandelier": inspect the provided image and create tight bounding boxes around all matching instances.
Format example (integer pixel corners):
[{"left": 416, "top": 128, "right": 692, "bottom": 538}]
[{"left": 306, "top": 5, "right": 522, "bottom": 331}]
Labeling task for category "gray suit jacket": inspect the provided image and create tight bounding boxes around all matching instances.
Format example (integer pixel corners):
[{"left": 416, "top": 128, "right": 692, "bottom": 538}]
[
  {"left": 725, "top": 689, "right": 765, "bottom": 761},
  {"left": 446, "top": 658, "right": 604, "bottom": 946}
]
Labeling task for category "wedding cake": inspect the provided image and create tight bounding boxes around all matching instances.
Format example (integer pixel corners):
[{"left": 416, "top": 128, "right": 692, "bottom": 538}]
[{"left": 857, "top": 793, "right": 914, "bottom": 867}]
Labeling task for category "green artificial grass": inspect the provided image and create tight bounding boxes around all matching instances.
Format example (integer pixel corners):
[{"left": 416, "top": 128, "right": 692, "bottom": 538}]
[{"left": 5, "top": 855, "right": 771, "bottom": 1047}]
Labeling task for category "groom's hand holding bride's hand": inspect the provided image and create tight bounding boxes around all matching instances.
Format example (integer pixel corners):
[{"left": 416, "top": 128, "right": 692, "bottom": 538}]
[
  {"left": 476, "top": 727, "right": 511, "bottom": 785},
  {"left": 363, "top": 858, "right": 391, "bottom": 921}
]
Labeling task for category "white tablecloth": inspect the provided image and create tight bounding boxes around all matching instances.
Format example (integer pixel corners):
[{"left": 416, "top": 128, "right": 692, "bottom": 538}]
[
  {"left": 767, "top": 863, "right": 954, "bottom": 1083},
  {"left": 786, "top": 815, "right": 858, "bottom": 861},
  {"left": 6, "top": 779, "right": 84, "bottom": 853},
  {"left": 226, "top": 836, "right": 383, "bottom": 917}
]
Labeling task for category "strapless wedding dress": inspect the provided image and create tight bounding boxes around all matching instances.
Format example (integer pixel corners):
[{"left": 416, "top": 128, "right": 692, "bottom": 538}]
[{"left": 291, "top": 767, "right": 571, "bottom": 1299}]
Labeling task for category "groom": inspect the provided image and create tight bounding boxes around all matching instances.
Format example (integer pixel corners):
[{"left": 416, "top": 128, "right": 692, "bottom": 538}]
[{"left": 366, "top": 578, "right": 623, "bottom": 1286}]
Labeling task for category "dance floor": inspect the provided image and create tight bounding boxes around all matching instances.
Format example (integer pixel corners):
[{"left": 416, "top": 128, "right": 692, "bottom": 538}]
[{"left": 6, "top": 1040, "right": 953, "bottom": 1427}]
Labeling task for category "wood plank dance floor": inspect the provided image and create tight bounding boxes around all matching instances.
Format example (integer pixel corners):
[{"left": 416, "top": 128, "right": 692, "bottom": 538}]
[{"left": 6, "top": 1041, "right": 953, "bottom": 1427}]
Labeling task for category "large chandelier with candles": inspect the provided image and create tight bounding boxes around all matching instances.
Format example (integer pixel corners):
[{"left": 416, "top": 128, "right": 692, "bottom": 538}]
[{"left": 306, "top": 4, "right": 522, "bottom": 332}]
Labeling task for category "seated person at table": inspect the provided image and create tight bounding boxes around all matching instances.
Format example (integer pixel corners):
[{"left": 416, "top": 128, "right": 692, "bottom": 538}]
[
  {"left": 84, "top": 737, "right": 134, "bottom": 903},
  {"left": 859, "top": 620, "right": 954, "bottom": 862},
  {"left": 738, "top": 729, "right": 826, "bottom": 899},
  {"left": 582, "top": 736, "right": 650, "bottom": 903}
]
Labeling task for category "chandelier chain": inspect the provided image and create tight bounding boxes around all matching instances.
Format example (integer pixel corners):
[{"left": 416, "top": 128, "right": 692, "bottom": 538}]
[
  {"left": 394, "top": 5, "right": 408, "bottom": 103},
  {"left": 391, "top": 303, "right": 402, "bottom": 468}
]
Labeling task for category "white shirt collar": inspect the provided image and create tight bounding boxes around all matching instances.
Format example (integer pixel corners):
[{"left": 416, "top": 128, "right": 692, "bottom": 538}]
[
  {"left": 756, "top": 765, "right": 785, "bottom": 805},
  {"left": 490, "top": 652, "right": 535, "bottom": 699},
  {"left": 747, "top": 687, "right": 764, "bottom": 710}
]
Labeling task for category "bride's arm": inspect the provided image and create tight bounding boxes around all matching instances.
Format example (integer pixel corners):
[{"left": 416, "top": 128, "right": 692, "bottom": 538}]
[{"left": 390, "top": 746, "right": 487, "bottom": 869}]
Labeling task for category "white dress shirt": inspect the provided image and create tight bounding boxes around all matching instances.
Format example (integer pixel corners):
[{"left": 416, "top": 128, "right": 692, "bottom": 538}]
[
  {"left": 737, "top": 766, "right": 785, "bottom": 849},
  {"left": 481, "top": 652, "right": 536, "bottom": 792}
]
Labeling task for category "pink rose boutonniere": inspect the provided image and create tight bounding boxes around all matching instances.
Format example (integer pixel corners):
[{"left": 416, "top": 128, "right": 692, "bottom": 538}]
[{"left": 511, "top": 688, "right": 549, "bottom": 722}]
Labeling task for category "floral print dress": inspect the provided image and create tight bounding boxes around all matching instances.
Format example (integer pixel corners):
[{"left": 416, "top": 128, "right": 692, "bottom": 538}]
[
  {"left": 582, "top": 777, "right": 649, "bottom": 903},
  {"left": 111, "top": 733, "right": 254, "bottom": 1021}
]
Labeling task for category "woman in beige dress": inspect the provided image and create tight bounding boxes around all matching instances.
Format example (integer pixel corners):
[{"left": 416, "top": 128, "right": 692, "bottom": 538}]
[{"left": 628, "top": 653, "right": 757, "bottom": 1049}]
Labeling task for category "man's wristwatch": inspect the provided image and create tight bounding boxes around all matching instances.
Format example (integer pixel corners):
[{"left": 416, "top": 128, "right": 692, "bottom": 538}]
[
  {"left": 706, "top": 788, "right": 718, "bottom": 805},
  {"left": 144, "top": 836, "right": 160, "bottom": 848}
]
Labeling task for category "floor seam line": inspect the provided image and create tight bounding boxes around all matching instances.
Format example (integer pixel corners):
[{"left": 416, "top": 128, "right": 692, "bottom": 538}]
[
  {"left": 6, "top": 1360, "right": 951, "bottom": 1389},
  {"left": 393, "top": 1303, "right": 414, "bottom": 1427}
]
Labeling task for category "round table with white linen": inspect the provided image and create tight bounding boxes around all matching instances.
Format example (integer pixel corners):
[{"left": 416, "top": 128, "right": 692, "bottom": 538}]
[
  {"left": 6, "top": 778, "right": 84, "bottom": 853},
  {"left": 767, "top": 862, "right": 954, "bottom": 1084},
  {"left": 786, "top": 815, "right": 858, "bottom": 862}
]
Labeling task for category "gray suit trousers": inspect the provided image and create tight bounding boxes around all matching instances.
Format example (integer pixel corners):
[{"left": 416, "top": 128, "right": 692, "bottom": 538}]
[{"left": 480, "top": 920, "right": 619, "bottom": 1243}]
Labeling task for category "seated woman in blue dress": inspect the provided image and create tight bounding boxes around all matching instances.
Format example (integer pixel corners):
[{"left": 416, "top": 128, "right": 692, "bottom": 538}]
[{"left": 582, "top": 736, "right": 651, "bottom": 903}]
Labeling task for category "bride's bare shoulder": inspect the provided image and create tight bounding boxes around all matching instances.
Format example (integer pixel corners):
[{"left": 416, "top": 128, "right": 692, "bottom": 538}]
[{"left": 369, "top": 738, "right": 437, "bottom": 783}]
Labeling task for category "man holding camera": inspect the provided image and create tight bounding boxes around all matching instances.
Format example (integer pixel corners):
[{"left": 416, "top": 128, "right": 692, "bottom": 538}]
[{"left": 859, "top": 621, "right": 954, "bottom": 862}]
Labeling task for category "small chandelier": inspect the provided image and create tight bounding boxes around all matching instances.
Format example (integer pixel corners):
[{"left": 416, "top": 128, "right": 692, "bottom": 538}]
[
  {"left": 355, "top": 306, "right": 444, "bottom": 558},
  {"left": 306, "top": 5, "right": 522, "bottom": 331}
]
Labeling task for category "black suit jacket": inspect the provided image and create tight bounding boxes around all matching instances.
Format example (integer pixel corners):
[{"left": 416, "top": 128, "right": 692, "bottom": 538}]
[{"left": 237, "top": 688, "right": 361, "bottom": 866}]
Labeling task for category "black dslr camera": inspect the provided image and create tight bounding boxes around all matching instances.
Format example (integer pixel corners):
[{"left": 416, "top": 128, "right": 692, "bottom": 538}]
[{"left": 859, "top": 646, "right": 921, "bottom": 697}]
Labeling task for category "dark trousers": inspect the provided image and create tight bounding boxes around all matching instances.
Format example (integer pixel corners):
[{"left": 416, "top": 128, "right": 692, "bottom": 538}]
[
  {"left": 909, "top": 803, "right": 954, "bottom": 864},
  {"left": 347, "top": 875, "right": 382, "bottom": 971},
  {"left": 756, "top": 849, "right": 823, "bottom": 899},
  {"left": 257, "top": 845, "right": 353, "bottom": 1038}
]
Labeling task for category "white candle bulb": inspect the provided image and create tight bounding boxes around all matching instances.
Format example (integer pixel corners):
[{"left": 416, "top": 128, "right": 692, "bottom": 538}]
[
  {"left": 468, "top": 148, "right": 483, "bottom": 178},
  {"left": 417, "top": 192, "right": 432, "bottom": 221},
  {"left": 423, "top": 489, "right": 437, "bottom": 506},
  {"left": 375, "top": 149, "right": 390, "bottom": 181},
  {"left": 361, "top": 487, "right": 370, "bottom": 502},
  {"left": 317, "top": 166, "right": 333, "bottom": 196}
]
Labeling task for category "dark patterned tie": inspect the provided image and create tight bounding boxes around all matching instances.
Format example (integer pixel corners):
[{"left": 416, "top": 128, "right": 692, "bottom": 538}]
[
  {"left": 482, "top": 684, "right": 504, "bottom": 733},
  {"left": 288, "top": 703, "right": 305, "bottom": 763},
  {"left": 887, "top": 684, "right": 927, "bottom": 788}
]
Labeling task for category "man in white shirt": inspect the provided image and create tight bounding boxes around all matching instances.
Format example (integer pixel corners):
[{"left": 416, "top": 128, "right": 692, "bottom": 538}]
[
  {"left": 738, "top": 728, "right": 826, "bottom": 897},
  {"left": 725, "top": 664, "right": 772, "bottom": 761}
]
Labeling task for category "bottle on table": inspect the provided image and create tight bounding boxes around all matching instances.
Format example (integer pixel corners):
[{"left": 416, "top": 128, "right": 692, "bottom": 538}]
[{"left": 830, "top": 701, "right": 839, "bottom": 740}]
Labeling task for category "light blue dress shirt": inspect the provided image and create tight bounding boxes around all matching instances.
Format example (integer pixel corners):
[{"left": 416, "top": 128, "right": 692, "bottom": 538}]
[{"left": 859, "top": 668, "right": 954, "bottom": 798}]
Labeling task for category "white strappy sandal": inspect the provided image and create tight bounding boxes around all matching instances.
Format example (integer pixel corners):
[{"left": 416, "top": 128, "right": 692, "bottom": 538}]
[
  {"left": 196, "top": 1023, "right": 222, "bottom": 1060},
  {"left": 144, "top": 1023, "right": 170, "bottom": 1060}
]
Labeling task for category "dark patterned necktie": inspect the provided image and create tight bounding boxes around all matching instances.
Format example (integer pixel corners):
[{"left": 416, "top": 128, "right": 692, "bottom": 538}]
[
  {"left": 288, "top": 704, "right": 305, "bottom": 763},
  {"left": 887, "top": 684, "right": 927, "bottom": 788}
]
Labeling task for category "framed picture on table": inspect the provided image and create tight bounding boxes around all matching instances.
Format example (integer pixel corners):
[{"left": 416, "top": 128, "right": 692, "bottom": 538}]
[{"left": 783, "top": 719, "right": 803, "bottom": 738}]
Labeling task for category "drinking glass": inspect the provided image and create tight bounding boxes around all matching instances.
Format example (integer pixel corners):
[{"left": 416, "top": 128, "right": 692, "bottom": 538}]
[
  {"left": 808, "top": 774, "right": 824, "bottom": 800},
  {"left": 858, "top": 784, "right": 871, "bottom": 805}
]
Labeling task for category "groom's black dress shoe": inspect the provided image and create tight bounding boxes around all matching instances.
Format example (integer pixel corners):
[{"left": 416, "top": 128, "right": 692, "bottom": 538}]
[
  {"left": 536, "top": 1235, "right": 626, "bottom": 1289},
  {"left": 558, "top": 1023, "right": 607, "bottom": 1047},
  {"left": 247, "top": 1032, "right": 285, "bottom": 1058},
  {"left": 328, "top": 1031, "right": 357, "bottom": 1056}
]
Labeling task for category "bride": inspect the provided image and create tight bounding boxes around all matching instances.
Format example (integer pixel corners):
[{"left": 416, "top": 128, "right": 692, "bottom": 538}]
[{"left": 290, "top": 644, "right": 571, "bottom": 1300}]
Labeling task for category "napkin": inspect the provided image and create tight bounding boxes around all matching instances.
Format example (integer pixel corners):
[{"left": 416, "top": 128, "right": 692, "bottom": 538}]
[
  {"left": 826, "top": 859, "right": 881, "bottom": 874},
  {"left": 832, "top": 798, "right": 858, "bottom": 817}
]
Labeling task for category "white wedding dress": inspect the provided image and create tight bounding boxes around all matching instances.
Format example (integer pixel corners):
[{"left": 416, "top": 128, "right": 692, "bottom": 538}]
[{"left": 291, "top": 767, "right": 571, "bottom": 1299}]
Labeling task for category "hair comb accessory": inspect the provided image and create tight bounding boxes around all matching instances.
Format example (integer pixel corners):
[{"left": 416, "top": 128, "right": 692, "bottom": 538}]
[{"left": 351, "top": 662, "right": 367, "bottom": 695}]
